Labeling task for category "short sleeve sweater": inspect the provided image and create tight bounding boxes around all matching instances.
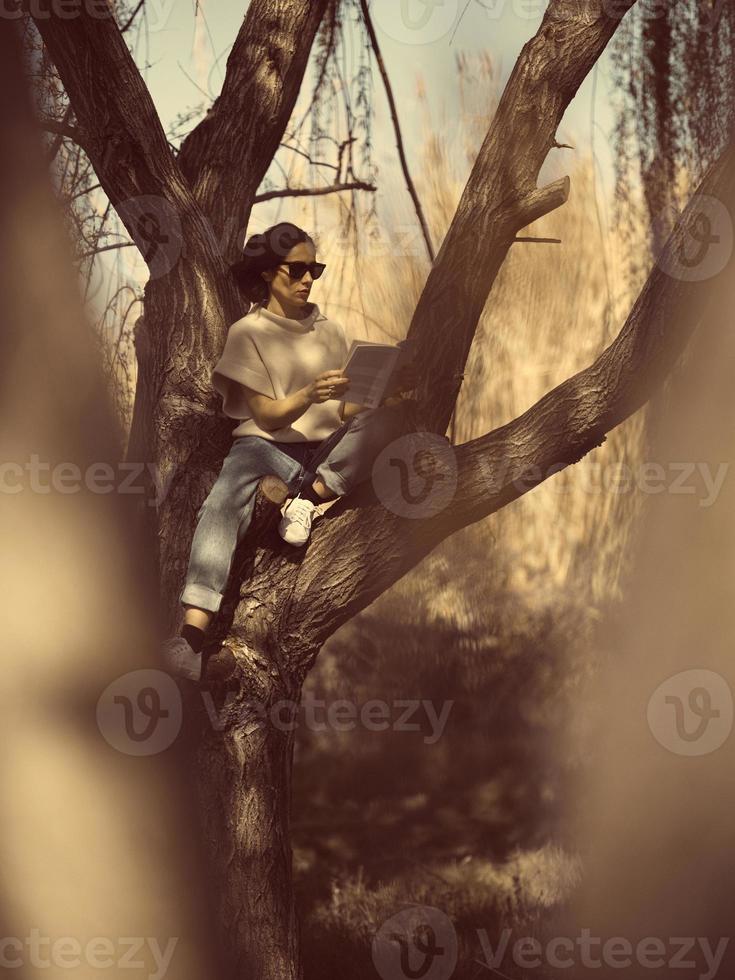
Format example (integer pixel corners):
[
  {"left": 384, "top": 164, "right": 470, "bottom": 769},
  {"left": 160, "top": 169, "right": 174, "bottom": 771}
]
[{"left": 211, "top": 301, "right": 351, "bottom": 443}]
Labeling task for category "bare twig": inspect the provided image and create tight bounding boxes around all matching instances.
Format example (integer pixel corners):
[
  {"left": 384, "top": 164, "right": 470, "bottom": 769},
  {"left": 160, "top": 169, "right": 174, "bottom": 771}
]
[
  {"left": 119, "top": 0, "right": 146, "bottom": 34},
  {"left": 253, "top": 180, "right": 376, "bottom": 203},
  {"left": 79, "top": 242, "right": 136, "bottom": 260},
  {"left": 513, "top": 236, "right": 562, "bottom": 244},
  {"left": 43, "top": 104, "right": 75, "bottom": 163},
  {"left": 66, "top": 181, "right": 101, "bottom": 201},
  {"left": 358, "top": 0, "right": 436, "bottom": 264},
  {"left": 279, "top": 138, "right": 341, "bottom": 171},
  {"left": 40, "top": 116, "right": 87, "bottom": 151}
]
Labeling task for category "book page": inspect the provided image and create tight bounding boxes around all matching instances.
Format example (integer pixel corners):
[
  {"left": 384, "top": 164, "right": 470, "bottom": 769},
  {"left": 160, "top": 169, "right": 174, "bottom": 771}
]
[{"left": 341, "top": 342, "right": 402, "bottom": 409}]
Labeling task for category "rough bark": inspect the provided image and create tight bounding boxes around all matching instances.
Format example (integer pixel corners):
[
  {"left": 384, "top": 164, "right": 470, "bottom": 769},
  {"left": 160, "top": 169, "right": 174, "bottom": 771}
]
[
  {"left": 195, "top": 700, "right": 302, "bottom": 979},
  {"left": 176, "top": 0, "right": 333, "bottom": 261},
  {"left": 179, "top": 478, "right": 308, "bottom": 979},
  {"left": 28, "top": 2, "right": 237, "bottom": 596}
]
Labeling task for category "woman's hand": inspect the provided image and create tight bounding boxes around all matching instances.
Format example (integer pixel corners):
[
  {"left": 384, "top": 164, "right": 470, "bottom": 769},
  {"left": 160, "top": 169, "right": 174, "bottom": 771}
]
[{"left": 306, "top": 369, "right": 350, "bottom": 405}]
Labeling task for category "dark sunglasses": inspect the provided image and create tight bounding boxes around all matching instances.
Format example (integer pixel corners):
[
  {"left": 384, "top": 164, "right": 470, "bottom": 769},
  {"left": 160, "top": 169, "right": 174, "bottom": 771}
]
[{"left": 277, "top": 261, "right": 326, "bottom": 281}]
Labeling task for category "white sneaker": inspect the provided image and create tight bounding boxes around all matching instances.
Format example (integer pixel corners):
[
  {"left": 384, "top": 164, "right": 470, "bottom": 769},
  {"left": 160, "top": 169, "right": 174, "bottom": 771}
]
[
  {"left": 162, "top": 635, "right": 202, "bottom": 682},
  {"left": 278, "top": 496, "right": 319, "bottom": 546}
]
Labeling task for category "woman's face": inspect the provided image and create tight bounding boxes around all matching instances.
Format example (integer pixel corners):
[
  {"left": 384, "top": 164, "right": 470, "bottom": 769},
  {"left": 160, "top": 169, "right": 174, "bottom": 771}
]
[{"left": 262, "top": 240, "right": 318, "bottom": 310}]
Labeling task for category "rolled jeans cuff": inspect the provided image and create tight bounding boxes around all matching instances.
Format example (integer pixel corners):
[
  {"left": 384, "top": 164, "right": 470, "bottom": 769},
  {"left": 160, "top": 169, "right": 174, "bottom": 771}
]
[
  {"left": 180, "top": 583, "right": 222, "bottom": 614},
  {"left": 313, "top": 461, "right": 349, "bottom": 497}
]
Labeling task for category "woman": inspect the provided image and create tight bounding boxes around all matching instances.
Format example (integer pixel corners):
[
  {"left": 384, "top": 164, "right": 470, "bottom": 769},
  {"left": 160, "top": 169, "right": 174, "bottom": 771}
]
[{"left": 163, "top": 221, "right": 417, "bottom": 681}]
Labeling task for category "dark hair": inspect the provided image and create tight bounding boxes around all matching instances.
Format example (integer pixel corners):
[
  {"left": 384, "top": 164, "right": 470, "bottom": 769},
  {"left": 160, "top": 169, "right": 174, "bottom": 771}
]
[{"left": 229, "top": 222, "right": 315, "bottom": 305}]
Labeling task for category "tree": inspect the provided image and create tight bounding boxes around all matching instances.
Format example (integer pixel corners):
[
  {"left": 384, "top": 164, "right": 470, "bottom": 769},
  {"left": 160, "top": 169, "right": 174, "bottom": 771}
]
[{"left": 26, "top": 0, "right": 735, "bottom": 976}]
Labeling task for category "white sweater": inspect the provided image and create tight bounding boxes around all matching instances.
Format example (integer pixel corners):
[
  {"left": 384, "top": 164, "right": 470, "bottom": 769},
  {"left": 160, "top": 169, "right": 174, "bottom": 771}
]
[{"left": 211, "top": 301, "right": 350, "bottom": 442}]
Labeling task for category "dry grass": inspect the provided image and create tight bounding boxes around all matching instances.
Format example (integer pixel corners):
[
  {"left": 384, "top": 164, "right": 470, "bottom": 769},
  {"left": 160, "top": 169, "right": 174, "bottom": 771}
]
[{"left": 300, "top": 845, "right": 582, "bottom": 979}]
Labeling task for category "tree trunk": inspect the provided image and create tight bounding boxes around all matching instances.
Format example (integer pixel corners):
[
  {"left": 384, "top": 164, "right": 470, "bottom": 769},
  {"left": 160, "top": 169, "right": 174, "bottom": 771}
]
[
  {"left": 27, "top": 0, "right": 333, "bottom": 627},
  {"left": 181, "top": 478, "right": 310, "bottom": 979},
  {"left": 129, "top": 262, "right": 239, "bottom": 630},
  {"left": 195, "top": 670, "right": 304, "bottom": 980}
]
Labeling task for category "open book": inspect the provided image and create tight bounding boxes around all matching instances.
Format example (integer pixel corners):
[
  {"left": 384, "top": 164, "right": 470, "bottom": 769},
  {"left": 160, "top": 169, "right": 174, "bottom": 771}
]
[{"left": 340, "top": 338, "right": 415, "bottom": 410}]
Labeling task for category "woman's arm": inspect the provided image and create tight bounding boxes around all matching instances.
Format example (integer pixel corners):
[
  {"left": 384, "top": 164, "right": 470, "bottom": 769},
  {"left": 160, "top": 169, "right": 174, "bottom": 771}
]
[
  {"left": 339, "top": 401, "right": 368, "bottom": 423},
  {"left": 242, "top": 369, "right": 350, "bottom": 431},
  {"left": 244, "top": 387, "right": 312, "bottom": 431}
]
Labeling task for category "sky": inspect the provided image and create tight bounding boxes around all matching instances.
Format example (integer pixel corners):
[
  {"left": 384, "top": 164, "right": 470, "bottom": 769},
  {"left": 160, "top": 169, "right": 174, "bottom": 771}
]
[{"left": 128, "top": 0, "right": 625, "bottom": 236}]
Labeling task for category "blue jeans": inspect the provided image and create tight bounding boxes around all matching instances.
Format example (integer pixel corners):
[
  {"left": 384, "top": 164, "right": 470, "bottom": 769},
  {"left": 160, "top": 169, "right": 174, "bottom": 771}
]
[{"left": 180, "top": 401, "right": 416, "bottom": 613}]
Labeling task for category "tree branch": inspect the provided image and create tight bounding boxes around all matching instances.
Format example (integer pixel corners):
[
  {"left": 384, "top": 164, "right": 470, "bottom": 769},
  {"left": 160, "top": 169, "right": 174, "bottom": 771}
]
[
  {"left": 41, "top": 105, "right": 79, "bottom": 161},
  {"left": 31, "top": 6, "right": 173, "bottom": 205},
  {"left": 278, "top": 137, "right": 339, "bottom": 172},
  {"left": 517, "top": 176, "right": 572, "bottom": 227},
  {"left": 514, "top": 237, "right": 562, "bottom": 244},
  {"left": 29, "top": 3, "right": 225, "bottom": 281},
  {"left": 79, "top": 242, "right": 135, "bottom": 260},
  {"left": 278, "top": 133, "right": 735, "bottom": 666},
  {"left": 119, "top": 0, "right": 146, "bottom": 34},
  {"left": 403, "top": 0, "right": 638, "bottom": 435},
  {"left": 175, "top": 0, "right": 332, "bottom": 263},
  {"left": 253, "top": 180, "right": 376, "bottom": 203},
  {"left": 31, "top": 5, "right": 230, "bottom": 310},
  {"left": 44, "top": 118, "right": 83, "bottom": 144}
]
